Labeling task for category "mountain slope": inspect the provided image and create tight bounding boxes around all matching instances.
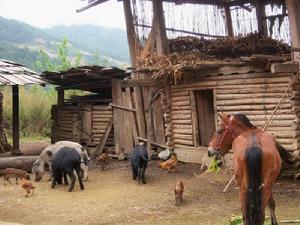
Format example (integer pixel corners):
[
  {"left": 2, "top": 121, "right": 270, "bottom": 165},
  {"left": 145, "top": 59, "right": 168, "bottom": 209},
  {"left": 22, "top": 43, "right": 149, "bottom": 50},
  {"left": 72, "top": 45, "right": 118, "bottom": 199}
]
[
  {"left": 0, "top": 16, "right": 130, "bottom": 69},
  {"left": 47, "top": 25, "right": 130, "bottom": 63}
]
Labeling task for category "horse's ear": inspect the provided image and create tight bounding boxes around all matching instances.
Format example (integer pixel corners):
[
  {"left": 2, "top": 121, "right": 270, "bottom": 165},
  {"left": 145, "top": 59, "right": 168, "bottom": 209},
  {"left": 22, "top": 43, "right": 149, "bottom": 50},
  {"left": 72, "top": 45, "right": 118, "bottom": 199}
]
[{"left": 218, "top": 112, "right": 230, "bottom": 124}]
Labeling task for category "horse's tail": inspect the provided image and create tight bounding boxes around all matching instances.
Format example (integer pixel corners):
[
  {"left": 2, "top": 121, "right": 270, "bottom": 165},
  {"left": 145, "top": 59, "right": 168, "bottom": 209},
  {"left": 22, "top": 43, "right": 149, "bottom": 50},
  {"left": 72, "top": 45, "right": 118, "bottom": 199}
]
[
  {"left": 245, "top": 146, "right": 264, "bottom": 225},
  {"left": 276, "top": 141, "right": 295, "bottom": 164}
]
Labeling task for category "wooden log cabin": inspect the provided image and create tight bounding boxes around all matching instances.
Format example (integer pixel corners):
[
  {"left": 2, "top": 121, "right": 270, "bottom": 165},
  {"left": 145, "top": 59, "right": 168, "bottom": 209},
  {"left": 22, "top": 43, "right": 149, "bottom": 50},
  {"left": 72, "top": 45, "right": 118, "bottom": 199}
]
[{"left": 136, "top": 55, "right": 300, "bottom": 173}]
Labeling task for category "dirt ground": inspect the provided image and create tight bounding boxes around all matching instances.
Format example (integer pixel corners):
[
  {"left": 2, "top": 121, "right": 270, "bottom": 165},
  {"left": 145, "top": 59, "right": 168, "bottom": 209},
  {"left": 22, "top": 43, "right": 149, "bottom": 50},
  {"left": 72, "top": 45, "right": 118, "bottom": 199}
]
[{"left": 0, "top": 160, "right": 299, "bottom": 225}]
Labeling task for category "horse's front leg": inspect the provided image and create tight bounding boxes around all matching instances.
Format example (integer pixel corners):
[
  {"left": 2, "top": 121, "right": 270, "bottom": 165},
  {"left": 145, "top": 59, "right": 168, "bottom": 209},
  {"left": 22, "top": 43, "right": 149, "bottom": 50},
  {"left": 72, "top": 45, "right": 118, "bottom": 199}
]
[{"left": 269, "top": 195, "right": 278, "bottom": 225}]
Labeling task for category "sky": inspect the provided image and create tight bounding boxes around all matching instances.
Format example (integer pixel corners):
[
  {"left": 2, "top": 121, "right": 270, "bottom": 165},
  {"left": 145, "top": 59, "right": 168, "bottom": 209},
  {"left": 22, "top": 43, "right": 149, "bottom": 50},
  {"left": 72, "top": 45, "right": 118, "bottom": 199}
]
[{"left": 0, "top": 0, "right": 126, "bottom": 29}]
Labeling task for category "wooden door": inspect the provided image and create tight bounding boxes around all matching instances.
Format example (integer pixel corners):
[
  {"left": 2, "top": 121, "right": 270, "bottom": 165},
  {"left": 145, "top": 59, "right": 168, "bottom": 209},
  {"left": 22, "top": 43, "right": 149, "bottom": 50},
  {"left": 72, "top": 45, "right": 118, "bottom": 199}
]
[{"left": 195, "top": 90, "right": 215, "bottom": 146}]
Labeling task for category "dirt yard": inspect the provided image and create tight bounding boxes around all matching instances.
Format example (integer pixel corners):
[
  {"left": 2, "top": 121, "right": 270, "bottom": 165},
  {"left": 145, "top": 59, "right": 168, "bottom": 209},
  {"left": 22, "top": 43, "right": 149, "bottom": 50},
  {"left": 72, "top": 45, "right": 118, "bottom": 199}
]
[{"left": 0, "top": 160, "right": 299, "bottom": 225}]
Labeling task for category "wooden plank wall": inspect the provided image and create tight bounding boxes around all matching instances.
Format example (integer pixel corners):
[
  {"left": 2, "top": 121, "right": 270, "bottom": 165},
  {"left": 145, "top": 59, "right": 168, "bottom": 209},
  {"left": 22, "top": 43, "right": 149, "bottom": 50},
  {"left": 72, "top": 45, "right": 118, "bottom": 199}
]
[
  {"left": 167, "top": 71, "right": 298, "bottom": 162},
  {"left": 51, "top": 104, "right": 114, "bottom": 153},
  {"left": 88, "top": 105, "right": 114, "bottom": 153}
]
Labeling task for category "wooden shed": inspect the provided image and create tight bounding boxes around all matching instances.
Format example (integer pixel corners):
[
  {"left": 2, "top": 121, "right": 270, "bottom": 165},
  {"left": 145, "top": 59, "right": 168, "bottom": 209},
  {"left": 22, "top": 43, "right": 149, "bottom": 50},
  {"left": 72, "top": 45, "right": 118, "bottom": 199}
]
[{"left": 41, "top": 66, "right": 129, "bottom": 154}]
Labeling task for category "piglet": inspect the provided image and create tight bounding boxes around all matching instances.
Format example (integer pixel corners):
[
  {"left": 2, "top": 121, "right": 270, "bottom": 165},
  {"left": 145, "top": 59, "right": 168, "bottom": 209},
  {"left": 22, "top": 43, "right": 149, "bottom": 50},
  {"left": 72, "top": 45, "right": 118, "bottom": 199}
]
[{"left": 174, "top": 181, "right": 184, "bottom": 206}]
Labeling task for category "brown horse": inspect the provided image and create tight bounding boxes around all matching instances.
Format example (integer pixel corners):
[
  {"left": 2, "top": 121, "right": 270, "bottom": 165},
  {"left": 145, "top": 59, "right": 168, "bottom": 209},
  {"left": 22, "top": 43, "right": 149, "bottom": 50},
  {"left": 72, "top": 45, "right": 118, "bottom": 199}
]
[{"left": 208, "top": 112, "right": 281, "bottom": 225}]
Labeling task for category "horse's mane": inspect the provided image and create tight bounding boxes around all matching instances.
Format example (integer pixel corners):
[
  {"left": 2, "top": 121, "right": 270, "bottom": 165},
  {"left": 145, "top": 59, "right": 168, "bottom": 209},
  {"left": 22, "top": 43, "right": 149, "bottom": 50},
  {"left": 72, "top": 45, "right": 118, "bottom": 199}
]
[{"left": 233, "top": 113, "right": 256, "bottom": 129}]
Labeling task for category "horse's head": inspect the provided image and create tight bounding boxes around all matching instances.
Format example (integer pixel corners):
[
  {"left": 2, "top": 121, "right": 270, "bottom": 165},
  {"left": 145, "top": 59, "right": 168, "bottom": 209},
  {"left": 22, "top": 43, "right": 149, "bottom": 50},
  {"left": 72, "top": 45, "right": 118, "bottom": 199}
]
[
  {"left": 208, "top": 112, "right": 234, "bottom": 157},
  {"left": 208, "top": 112, "right": 257, "bottom": 157},
  {"left": 32, "top": 160, "right": 44, "bottom": 182}
]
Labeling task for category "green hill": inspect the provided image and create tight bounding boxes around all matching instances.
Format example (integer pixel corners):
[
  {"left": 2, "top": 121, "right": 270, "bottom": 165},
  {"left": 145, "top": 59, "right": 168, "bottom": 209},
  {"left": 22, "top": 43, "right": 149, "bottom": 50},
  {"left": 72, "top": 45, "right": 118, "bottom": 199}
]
[
  {"left": 47, "top": 25, "right": 130, "bottom": 63},
  {"left": 0, "top": 16, "right": 130, "bottom": 70}
]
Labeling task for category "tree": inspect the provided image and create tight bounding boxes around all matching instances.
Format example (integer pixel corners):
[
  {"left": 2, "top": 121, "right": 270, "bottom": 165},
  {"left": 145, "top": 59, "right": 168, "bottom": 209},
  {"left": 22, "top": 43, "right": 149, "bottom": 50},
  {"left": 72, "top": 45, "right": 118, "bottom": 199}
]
[{"left": 34, "top": 37, "right": 82, "bottom": 72}]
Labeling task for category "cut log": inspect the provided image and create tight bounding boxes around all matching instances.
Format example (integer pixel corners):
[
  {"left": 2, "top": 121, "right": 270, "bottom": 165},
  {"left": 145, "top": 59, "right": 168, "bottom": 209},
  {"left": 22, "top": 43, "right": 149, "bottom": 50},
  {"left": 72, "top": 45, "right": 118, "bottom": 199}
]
[
  {"left": 271, "top": 63, "right": 299, "bottom": 73},
  {"left": 0, "top": 156, "right": 38, "bottom": 172}
]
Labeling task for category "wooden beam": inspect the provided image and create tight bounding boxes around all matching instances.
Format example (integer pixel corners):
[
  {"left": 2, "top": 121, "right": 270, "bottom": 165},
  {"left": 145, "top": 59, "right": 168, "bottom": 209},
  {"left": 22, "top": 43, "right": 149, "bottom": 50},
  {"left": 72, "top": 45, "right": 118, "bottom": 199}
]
[
  {"left": 271, "top": 63, "right": 299, "bottom": 73},
  {"left": 224, "top": 3, "right": 234, "bottom": 37},
  {"left": 94, "top": 120, "right": 113, "bottom": 156},
  {"left": 123, "top": 0, "right": 138, "bottom": 66},
  {"left": 146, "top": 90, "right": 153, "bottom": 159},
  {"left": 145, "top": 90, "right": 161, "bottom": 112},
  {"left": 76, "top": 0, "right": 109, "bottom": 13},
  {"left": 152, "top": 0, "right": 169, "bottom": 55},
  {"left": 137, "top": 136, "right": 167, "bottom": 149},
  {"left": 255, "top": 0, "right": 268, "bottom": 35},
  {"left": 111, "top": 80, "right": 121, "bottom": 154},
  {"left": 57, "top": 89, "right": 64, "bottom": 105},
  {"left": 12, "top": 85, "right": 20, "bottom": 153},
  {"left": 134, "top": 23, "right": 227, "bottom": 38},
  {"left": 286, "top": 0, "right": 300, "bottom": 62},
  {"left": 119, "top": 79, "right": 159, "bottom": 87},
  {"left": 140, "top": 28, "right": 156, "bottom": 60},
  {"left": 109, "top": 103, "right": 136, "bottom": 112}
]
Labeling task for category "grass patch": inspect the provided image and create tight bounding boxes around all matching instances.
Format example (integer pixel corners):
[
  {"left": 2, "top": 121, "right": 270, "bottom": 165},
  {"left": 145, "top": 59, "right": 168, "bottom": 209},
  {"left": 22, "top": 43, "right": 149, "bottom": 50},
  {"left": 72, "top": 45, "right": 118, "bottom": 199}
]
[{"left": 7, "top": 136, "right": 50, "bottom": 144}]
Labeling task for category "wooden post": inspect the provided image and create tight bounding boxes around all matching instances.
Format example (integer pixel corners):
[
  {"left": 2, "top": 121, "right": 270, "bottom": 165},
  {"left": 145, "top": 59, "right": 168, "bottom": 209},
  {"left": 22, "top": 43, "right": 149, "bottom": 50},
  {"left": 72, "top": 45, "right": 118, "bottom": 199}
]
[
  {"left": 12, "top": 85, "right": 20, "bottom": 153},
  {"left": 286, "top": 0, "right": 300, "bottom": 62},
  {"left": 57, "top": 89, "right": 64, "bottom": 105},
  {"left": 146, "top": 90, "right": 154, "bottom": 160},
  {"left": 224, "top": 3, "right": 234, "bottom": 37},
  {"left": 255, "top": 0, "right": 268, "bottom": 35},
  {"left": 0, "top": 93, "right": 3, "bottom": 145},
  {"left": 123, "top": 0, "right": 138, "bottom": 66},
  {"left": 152, "top": 0, "right": 169, "bottom": 55},
  {"left": 112, "top": 80, "right": 121, "bottom": 154}
]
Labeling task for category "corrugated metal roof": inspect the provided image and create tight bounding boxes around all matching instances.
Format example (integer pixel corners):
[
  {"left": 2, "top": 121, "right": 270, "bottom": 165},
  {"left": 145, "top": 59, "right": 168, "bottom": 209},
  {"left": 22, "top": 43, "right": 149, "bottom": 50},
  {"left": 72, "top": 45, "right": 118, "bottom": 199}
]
[{"left": 0, "top": 59, "right": 46, "bottom": 86}]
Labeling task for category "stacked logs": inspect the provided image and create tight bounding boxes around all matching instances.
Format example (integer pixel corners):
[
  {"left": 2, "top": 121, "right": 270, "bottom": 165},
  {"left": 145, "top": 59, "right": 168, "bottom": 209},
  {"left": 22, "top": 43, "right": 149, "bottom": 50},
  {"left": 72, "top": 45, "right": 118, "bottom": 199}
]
[
  {"left": 170, "top": 89, "right": 193, "bottom": 148},
  {"left": 169, "top": 71, "right": 297, "bottom": 152},
  {"left": 160, "top": 80, "right": 174, "bottom": 149}
]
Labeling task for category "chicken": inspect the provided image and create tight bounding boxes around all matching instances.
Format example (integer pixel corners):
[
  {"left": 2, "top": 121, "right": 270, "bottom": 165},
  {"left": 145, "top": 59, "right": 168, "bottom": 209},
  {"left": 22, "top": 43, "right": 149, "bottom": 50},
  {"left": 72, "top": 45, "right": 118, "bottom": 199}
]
[
  {"left": 159, "top": 153, "right": 178, "bottom": 172},
  {"left": 174, "top": 181, "right": 184, "bottom": 206},
  {"left": 20, "top": 178, "right": 35, "bottom": 197},
  {"left": 96, "top": 153, "right": 110, "bottom": 170}
]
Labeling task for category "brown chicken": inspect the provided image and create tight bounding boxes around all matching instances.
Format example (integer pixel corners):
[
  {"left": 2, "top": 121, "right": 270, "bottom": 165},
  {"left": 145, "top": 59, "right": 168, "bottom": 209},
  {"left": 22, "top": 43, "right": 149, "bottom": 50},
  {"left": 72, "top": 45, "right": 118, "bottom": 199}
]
[
  {"left": 159, "top": 153, "right": 178, "bottom": 172},
  {"left": 1, "top": 168, "right": 30, "bottom": 185},
  {"left": 96, "top": 153, "right": 110, "bottom": 170},
  {"left": 174, "top": 180, "right": 184, "bottom": 206},
  {"left": 20, "top": 178, "right": 35, "bottom": 197}
]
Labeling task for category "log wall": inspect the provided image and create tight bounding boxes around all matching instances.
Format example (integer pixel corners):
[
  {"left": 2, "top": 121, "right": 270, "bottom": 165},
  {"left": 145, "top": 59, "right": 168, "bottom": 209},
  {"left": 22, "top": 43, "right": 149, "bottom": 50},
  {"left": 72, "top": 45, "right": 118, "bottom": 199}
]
[
  {"left": 166, "top": 71, "right": 299, "bottom": 164},
  {"left": 51, "top": 103, "right": 114, "bottom": 154}
]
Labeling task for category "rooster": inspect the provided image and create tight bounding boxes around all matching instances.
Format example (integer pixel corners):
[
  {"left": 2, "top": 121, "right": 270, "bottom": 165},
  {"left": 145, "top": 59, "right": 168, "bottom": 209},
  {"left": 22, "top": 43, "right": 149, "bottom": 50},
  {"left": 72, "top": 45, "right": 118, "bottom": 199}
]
[
  {"left": 20, "top": 178, "right": 35, "bottom": 197},
  {"left": 159, "top": 153, "right": 178, "bottom": 172}
]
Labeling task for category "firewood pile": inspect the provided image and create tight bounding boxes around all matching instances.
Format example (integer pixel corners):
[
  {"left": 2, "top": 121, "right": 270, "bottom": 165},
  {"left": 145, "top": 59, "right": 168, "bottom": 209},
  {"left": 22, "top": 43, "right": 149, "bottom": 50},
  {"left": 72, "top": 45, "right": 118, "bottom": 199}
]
[
  {"left": 168, "top": 32, "right": 290, "bottom": 57},
  {"left": 141, "top": 33, "right": 291, "bottom": 79}
]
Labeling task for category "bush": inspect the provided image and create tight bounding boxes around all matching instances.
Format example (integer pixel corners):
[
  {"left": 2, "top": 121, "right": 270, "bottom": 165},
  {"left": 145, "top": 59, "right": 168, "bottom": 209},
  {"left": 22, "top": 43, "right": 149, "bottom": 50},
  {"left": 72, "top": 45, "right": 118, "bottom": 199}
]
[{"left": 2, "top": 85, "right": 56, "bottom": 138}]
